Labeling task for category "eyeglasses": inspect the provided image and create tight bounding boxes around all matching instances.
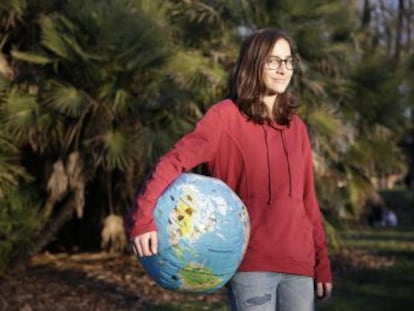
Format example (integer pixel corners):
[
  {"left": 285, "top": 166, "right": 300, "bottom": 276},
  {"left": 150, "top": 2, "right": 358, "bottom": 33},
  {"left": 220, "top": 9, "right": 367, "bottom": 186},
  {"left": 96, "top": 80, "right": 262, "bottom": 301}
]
[{"left": 265, "top": 56, "right": 297, "bottom": 70}]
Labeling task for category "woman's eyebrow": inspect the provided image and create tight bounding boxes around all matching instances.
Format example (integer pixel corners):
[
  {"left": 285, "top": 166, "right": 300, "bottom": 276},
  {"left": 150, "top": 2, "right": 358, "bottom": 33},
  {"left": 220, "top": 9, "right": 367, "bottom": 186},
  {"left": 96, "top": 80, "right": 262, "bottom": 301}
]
[{"left": 268, "top": 54, "right": 292, "bottom": 58}]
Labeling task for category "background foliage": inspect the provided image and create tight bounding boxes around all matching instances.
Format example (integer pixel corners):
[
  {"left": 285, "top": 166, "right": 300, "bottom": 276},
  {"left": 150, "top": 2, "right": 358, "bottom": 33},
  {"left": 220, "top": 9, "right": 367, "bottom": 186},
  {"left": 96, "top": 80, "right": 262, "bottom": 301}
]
[{"left": 1, "top": 0, "right": 413, "bottom": 270}]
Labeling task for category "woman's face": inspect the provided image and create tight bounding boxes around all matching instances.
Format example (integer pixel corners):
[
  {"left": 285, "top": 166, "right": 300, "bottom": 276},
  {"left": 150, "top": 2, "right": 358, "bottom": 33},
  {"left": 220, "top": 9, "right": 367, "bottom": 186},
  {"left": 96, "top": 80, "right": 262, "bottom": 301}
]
[{"left": 262, "top": 39, "right": 294, "bottom": 96}]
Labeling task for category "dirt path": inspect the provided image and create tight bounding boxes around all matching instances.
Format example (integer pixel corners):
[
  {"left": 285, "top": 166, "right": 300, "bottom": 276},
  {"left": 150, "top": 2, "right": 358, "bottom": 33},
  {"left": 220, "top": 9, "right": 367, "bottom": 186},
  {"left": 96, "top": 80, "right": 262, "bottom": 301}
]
[{"left": 0, "top": 252, "right": 227, "bottom": 311}]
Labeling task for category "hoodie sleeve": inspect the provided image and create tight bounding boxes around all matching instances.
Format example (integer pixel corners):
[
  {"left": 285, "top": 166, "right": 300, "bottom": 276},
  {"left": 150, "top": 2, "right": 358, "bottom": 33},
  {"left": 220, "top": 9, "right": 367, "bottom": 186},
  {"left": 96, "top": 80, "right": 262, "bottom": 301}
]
[
  {"left": 301, "top": 125, "right": 332, "bottom": 283},
  {"left": 126, "top": 104, "right": 223, "bottom": 239}
]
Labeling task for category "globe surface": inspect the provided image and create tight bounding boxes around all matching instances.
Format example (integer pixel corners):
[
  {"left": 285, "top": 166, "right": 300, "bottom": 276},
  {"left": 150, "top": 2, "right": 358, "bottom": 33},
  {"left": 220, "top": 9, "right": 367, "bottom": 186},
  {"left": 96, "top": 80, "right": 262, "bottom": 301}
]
[{"left": 138, "top": 173, "right": 250, "bottom": 293}]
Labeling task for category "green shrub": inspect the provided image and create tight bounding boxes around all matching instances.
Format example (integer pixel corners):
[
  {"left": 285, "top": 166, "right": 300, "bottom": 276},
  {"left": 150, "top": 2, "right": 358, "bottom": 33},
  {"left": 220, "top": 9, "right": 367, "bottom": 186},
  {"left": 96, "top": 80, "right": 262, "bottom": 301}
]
[{"left": 0, "top": 186, "right": 43, "bottom": 272}]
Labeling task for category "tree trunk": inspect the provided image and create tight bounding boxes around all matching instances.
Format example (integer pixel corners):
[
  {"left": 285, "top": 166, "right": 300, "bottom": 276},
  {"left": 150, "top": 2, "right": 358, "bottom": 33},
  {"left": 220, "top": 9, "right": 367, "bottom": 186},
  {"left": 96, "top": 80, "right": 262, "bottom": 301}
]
[
  {"left": 30, "top": 194, "right": 75, "bottom": 255},
  {"left": 361, "top": 0, "right": 371, "bottom": 27},
  {"left": 393, "top": 0, "right": 404, "bottom": 62}
]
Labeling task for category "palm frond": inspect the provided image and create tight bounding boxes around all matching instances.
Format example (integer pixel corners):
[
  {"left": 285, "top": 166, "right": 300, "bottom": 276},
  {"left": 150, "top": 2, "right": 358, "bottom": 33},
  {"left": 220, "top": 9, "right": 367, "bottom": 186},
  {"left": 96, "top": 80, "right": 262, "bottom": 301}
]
[
  {"left": 0, "top": 0, "right": 26, "bottom": 30},
  {"left": 167, "top": 50, "right": 226, "bottom": 91},
  {"left": 0, "top": 185, "right": 43, "bottom": 271},
  {"left": 113, "top": 89, "right": 131, "bottom": 116},
  {"left": 44, "top": 81, "right": 89, "bottom": 118},
  {"left": 10, "top": 50, "right": 53, "bottom": 65},
  {"left": 306, "top": 104, "right": 345, "bottom": 135},
  {"left": 0, "top": 75, "right": 10, "bottom": 94},
  {"left": 39, "top": 15, "right": 71, "bottom": 60},
  {"left": 307, "top": 104, "right": 348, "bottom": 162},
  {"left": 0, "top": 136, "right": 32, "bottom": 198},
  {"left": 345, "top": 166, "right": 375, "bottom": 217},
  {"left": 97, "top": 128, "right": 138, "bottom": 170},
  {"left": 0, "top": 154, "right": 30, "bottom": 195},
  {"left": 2, "top": 87, "right": 39, "bottom": 140}
]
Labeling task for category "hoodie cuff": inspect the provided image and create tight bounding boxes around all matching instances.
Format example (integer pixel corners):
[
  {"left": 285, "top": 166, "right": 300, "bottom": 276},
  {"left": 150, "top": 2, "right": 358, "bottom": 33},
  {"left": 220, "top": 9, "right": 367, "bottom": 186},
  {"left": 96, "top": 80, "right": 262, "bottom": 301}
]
[
  {"left": 124, "top": 209, "right": 157, "bottom": 239},
  {"left": 315, "top": 259, "right": 332, "bottom": 283}
]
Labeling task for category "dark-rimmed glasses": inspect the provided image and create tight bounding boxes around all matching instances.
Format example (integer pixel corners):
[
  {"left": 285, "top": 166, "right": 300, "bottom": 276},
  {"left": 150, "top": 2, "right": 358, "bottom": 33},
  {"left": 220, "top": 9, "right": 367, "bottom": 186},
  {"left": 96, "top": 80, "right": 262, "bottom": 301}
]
[{"left": 265, "top": 56, "right": 297, "bottom": 70}]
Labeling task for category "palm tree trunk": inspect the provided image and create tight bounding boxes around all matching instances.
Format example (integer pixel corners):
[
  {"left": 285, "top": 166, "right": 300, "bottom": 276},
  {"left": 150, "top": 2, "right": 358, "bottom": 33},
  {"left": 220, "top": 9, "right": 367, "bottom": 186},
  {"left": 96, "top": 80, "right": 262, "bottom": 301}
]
[{"left": 30, "top": 193, "right": 75, "bottom": 255}]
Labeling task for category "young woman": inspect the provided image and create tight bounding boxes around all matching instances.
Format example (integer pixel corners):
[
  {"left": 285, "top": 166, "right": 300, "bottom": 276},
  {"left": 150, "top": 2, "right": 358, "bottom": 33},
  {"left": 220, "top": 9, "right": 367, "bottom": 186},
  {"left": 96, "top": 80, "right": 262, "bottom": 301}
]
[{"left": 126, "top": 28, "right": 332, "bottom": 310}]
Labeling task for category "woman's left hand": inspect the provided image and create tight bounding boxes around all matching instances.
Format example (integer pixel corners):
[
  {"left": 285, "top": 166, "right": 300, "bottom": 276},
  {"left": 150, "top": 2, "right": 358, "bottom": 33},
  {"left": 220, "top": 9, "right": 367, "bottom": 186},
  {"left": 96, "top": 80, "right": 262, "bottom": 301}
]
[{"left": 315, "top": 282, "right": 333, "bottom": 302}]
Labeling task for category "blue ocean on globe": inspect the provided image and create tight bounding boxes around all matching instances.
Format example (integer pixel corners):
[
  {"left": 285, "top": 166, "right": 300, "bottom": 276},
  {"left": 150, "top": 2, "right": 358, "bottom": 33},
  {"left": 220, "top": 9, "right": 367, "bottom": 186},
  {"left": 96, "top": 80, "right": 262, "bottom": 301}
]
[{"left": 138, "top": 173, "right": 250, "bottom": 293}]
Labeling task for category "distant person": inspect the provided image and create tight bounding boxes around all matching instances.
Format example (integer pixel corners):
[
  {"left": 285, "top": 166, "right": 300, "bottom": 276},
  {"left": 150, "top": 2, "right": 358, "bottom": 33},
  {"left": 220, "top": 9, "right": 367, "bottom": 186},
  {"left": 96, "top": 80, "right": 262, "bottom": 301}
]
[
  {"left": 383, "top": 209, "right": 398, "bottom": 227},
  {"left": 126, "top": 28, "right": 332, "bottom": 310}
]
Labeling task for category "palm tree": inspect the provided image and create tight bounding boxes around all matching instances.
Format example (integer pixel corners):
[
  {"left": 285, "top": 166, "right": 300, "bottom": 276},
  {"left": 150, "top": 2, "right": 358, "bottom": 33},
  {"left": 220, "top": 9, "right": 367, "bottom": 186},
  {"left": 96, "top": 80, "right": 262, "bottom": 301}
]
[{"left": 0, "top": 0, "right": 206, "bottom": 255}]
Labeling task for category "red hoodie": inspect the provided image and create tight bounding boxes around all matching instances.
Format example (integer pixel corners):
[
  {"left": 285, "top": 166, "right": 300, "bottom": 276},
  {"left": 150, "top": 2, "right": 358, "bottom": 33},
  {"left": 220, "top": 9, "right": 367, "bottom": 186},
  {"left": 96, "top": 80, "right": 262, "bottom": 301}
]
[{"left": 126, "top": 99, "right": 332, "bottom": 283}]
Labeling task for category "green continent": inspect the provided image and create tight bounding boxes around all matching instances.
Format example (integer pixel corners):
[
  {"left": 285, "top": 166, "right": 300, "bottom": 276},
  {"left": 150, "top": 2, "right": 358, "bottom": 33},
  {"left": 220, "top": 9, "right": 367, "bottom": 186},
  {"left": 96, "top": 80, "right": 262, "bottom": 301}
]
[{"left": 179, "top": 263, "right": 222, "bottom": 290}]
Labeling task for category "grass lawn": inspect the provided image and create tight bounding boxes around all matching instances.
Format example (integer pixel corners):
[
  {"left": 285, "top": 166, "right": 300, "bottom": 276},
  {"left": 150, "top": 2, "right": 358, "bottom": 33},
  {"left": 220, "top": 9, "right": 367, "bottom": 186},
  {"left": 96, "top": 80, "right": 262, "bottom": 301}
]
[
  {"left": 319, "top": 188, "right": 414, "bottom": 310},
  {"left": 318, "top": 226, "right": 414, "bottom": 311}
]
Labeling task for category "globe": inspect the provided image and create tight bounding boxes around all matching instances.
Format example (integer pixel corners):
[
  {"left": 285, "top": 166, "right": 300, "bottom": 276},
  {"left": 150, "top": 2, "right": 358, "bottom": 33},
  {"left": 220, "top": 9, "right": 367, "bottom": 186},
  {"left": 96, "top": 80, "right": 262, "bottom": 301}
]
[{"left": 138, "top": 173, "right": 250, "bottom": 293}]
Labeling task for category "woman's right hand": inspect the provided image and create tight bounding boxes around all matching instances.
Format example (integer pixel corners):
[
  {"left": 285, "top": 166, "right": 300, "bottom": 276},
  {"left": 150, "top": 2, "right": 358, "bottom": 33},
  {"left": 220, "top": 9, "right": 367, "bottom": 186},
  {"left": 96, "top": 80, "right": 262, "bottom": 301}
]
[{"left": 131, "top": 231, "right": 158, "bottom": 257}]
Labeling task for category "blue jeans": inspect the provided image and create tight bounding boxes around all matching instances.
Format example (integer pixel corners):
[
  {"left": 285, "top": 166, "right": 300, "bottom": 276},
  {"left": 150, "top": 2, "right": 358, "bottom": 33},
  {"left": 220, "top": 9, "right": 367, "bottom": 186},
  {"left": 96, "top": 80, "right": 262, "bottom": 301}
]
[{"left": 227, "top": 272, "right": 314, "bottom": 311}]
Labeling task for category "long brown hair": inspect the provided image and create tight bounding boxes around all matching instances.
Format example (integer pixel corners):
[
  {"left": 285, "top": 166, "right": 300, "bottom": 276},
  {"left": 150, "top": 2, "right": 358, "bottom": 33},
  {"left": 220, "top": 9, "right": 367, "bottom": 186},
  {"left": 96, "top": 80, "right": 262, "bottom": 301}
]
[{"left": 228, "top": 28, "right": 299, "bottom": 125}]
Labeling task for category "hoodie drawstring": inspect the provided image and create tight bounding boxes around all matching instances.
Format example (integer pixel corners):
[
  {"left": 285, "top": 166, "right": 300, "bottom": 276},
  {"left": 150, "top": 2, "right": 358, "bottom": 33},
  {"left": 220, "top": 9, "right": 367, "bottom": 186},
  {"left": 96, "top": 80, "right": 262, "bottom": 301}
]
[
  {"left": 262, "top": 127, "right": 272, "bottom": 204},
  {"left": 280, "top": 131, "right": 293, "bottom": 197},
  {"left": 263, "top": 125, "right": 293, "bottom": 204}
]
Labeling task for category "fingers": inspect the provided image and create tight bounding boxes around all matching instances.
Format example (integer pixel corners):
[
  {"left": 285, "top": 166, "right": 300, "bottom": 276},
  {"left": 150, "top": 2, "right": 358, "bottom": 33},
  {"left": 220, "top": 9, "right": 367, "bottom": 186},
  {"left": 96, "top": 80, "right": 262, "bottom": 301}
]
[
  {"left": 150, "top": 231, "right": 158, "bottom": 255},
  {"left": 131, "top": 231, "right": 158, "bottom": 257},
  {"left": 316, "top": 282, "right": 324, "bottom": 298},
  {"left": 316, "top": 282, "right": 333, "bottom": 302},
  {"left": 130, "top": 237, "right": 140, "bottom": 255}
]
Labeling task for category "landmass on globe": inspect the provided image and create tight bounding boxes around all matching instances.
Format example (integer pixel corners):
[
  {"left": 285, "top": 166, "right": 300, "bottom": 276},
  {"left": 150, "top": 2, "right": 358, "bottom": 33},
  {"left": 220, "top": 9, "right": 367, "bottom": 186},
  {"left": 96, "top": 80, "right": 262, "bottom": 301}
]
[
  {"left": 178, "top": 263, "right": 222, "bottom": 291},
  {"left": 168, "top": 184, "right": 217, "bottom": 247}
]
